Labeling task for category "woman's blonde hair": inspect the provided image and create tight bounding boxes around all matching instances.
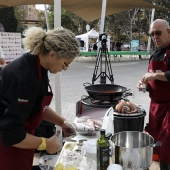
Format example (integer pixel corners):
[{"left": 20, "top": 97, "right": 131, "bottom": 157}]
[{"left": 22, "top": 27, "right": 80, "bottom": 59}]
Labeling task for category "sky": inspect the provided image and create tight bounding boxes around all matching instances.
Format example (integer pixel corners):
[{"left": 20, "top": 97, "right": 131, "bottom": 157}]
[{"left": 35, "top": 4, "right": 45, "bottom": 10}]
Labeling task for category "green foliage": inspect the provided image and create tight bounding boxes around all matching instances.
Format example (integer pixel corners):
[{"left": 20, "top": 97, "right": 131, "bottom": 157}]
[
  {"left": 145, "top": 0, "right": 170, "bottom": 22},
  {"left": 37, "top": 10, "right": 47, "bottom": 30},
  {"left": 47, "top": 5, "right": 84, "bottom": 34},
  {"left": 0, "top": 7, "right": 18, "bottom": 32},
  {"left": 48, "top": 5, "right": 54, "bottom": 29},
  {"left": 14, "top": 6, "right": 27, "bottom": 34}
]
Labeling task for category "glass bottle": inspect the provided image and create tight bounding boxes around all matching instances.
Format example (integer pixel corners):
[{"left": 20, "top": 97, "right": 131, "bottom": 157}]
[{"left": 97, "top": 129, "right": 110, "bottom": 170}]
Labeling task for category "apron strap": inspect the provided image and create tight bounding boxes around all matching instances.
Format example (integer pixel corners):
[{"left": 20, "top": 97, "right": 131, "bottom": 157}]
[
  {"left": 48, "top": 83, "right": 52, "bottom": 93},
  {"left": 36, "top": 56, "right": 42, "bottom": 82},
  {"left": 36, "top": 56, "right": 53, "bottom": 94},
  {"left": 163, "top": 43, "right": 170, "bottom": 61}
]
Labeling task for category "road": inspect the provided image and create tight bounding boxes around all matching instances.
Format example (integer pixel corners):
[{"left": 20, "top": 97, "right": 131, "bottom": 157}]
[{"left": 48, "top": 56, "right": 151, "bottom": 126}]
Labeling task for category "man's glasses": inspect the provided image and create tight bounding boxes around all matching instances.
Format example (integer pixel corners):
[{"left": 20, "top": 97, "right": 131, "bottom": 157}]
[
  {"left": 60, "top": 58, "right": 69, "bottom": 70},
  {"left": 149, "top": 31, "right": 162, "bottom": 37}
]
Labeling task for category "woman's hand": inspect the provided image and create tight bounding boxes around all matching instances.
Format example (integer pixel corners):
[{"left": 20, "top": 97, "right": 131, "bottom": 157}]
[
  {"left": 62, "top": 120, "right": 76, "bottom": 137},
  {"left": 46, "top": 130, "right": 61, "bottom": 154}
]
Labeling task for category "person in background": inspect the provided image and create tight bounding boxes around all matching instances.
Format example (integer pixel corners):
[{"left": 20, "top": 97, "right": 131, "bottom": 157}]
[
  {"left": 137, "top": 19, "right": 170, "bottom": 170},
  {"left": 0, "top": 47, "right": 6, "bottom": 70},
  {"left": 93, "top": 43, "right": 98, "bottom": 51},
  {"left": 138, "top": 44, "right": 143, "bottom": 59},
  {"left": 0, "top": 27, "right": 80, "bottom": 170},
  {"left": 116, "top": 41, "right": 123, "bottom": 57},
  {"left": 112, "top": 42, "right": 115, "bottom": 51}
]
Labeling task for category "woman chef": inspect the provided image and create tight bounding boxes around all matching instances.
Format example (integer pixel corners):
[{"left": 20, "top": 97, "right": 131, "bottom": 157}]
[{"left": 0, "top": 27, "right": 80, "bottom": 170}]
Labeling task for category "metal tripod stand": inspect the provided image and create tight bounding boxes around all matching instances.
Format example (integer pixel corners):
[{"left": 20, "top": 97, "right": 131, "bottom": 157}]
[{"left": 92, "top": 33, "right": 114, "bottom": 84}]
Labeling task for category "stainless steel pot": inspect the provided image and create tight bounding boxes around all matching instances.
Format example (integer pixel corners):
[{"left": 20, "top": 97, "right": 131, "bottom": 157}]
[{"left": 110, "top": 131, "right": 162, "bottom": 170}]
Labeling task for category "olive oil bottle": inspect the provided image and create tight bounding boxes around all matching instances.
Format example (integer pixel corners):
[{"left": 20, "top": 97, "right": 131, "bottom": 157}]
[{"left": 97, "top": 129, "right": 110, "bottom": 170}]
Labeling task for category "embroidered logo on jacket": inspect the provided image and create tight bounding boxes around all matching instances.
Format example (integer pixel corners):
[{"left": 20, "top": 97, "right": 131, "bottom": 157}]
[
  {"left": 17, "top": 98, "right": 28, "bottom": 104},
  {"left": 149, "top": 69, "right": 162, "bottom": 73}
]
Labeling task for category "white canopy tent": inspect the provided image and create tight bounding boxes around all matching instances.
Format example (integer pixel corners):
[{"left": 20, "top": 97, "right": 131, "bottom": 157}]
[{"left": 76, "top": 29, "right": 110, "bottom": 51}]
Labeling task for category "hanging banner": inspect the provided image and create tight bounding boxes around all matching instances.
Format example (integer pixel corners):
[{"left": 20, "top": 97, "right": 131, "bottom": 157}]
[{"left": 0, "top": 32, "right": 21, "bottom": 63}]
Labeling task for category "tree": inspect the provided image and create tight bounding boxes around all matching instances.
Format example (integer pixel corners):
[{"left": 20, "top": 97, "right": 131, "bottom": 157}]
[
  {"left": 47, "top": 5, "right": 87, "bottom": 34},
  {"left": 37, "top": 10, "right": 47, "bottom": 30},
  {"left": 105, "top": 9, "right": 140, "bottom": 43},
  {"left": 145, "top": 0, "right": 170, "bottom": 22},
  {"left": 0, "top": 7, "right": 18, "bottom": 32},
  {"left": 14, "top": 6, "right": 27, "bottom": 34}
]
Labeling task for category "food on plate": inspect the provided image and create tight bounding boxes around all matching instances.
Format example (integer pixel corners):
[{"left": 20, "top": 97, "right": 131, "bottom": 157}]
[
  {"left": 64, "top": 142, "right": 76, "bottom": 150},
  {"left": 115, "top": 100, "right": 138, "bottom": 114},
  {"left": 84, "top": 118, "right": 95, "bottom": 130},
  {"left": 73, "top": 121, "right": 95, "bottom": 136},
  {"left": 54, "top": 163, "right": 64, "bottom": 170},
  {"left": 77, "top": 116, "right": 95, "bottom": 131},
  {"left": 77, "top": 116, "right": 92, "bottom": 123},
  {"left": 59, "top": 149, "right": 81, "bottom": 168},
  {"left": 74, "top": 116, "right": 102, "bottom": 136},
  {"left": 77, "top": 116, "right": 102, "bottom": 127},
  {"left": 94, "top": 119, "right": 102, "bottom": 128},
  {"left": 54, "top": 163, "right": 77, "bottom": 170}
]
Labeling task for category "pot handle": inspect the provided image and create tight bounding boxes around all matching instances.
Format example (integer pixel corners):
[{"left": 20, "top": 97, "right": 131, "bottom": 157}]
[
  {"left": 152, "top": 141, "right": 162, "bottom": 148},
  {"left": 81, "top": 95, "right": 90, "bottom": 100},
  {"left": 83, "top": 82, "right": 91, "bottom": 87},
  {"left": 122, "top": 90, "right": 133, "bottom": 97}
]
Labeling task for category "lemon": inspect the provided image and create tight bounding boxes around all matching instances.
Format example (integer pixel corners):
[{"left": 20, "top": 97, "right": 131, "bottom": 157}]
[
  {"left": 65, "top": 166, "right": 78, "bottom": 170},
  {"left": 54, "top": 163, "right": 64, "bottom": 170}
]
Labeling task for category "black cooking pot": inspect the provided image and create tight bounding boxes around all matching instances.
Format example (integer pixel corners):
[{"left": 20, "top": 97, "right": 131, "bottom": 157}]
[
  {"left": 83, "top": 83, "right": 128, "bottom": 102},
  {"left": 113, "top": 109, "right": 146, "bottom": 133}
]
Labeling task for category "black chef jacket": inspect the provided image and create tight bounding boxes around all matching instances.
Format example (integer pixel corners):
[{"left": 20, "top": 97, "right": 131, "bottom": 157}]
[{"left": 0, "top": 53, "right": 49, "bottom": 146}]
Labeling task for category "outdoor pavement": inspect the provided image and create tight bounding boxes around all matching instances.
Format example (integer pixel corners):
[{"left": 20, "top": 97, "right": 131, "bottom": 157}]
[{"left": 48, "top": 54, "right": 151, "bottom": 126}]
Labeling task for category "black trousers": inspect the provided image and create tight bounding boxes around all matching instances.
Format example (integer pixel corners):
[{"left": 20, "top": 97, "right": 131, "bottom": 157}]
[{"left": 160, "top": 161, "right": 170, "bottom": 170}]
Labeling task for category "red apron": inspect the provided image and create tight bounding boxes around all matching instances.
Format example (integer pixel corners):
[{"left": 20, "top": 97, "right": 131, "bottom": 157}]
[
  {"left": 148, "top": 47, "right": 170, "bottom": 163},
  {"left": 0, "top": 57, "right": 53, "bottom": 170}
]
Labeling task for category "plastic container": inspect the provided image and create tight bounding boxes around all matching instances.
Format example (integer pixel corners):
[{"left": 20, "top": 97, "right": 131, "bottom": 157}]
[
  {"left": 81, "top": 139, "right": 97, "bottom": 162},
  {"left": 107, "top": 164, "right": 122, "bottom": 170}
]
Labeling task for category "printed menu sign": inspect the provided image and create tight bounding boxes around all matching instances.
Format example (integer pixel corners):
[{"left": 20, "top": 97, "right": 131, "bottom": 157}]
[{"left": 0, "top": 32, "right": 21, "bottom": 63}]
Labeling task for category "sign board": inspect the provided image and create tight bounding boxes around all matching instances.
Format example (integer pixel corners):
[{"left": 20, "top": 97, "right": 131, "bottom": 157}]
[
  {"left": 0, "top": 32, "right": 21, "bottom": 63},
  {"left": 131, "top": 40, "right": 139, "bottom": 52},
  {"left": 0, "top": 23, "right": 5, "bottom": 32}
]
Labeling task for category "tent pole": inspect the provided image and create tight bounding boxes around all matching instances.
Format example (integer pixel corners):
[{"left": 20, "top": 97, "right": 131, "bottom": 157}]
[
  {"left": 99, "top": 0, "right": 107, "bottom": 34},
  {"left": 147, "top": 8, "right": 155, "bottom": 52},
  {"left": 54, "top": 0, "right": 62, "bottom": 145},
  {"left": 44, "top": 4, "right": 50, "bottom": 30}
]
